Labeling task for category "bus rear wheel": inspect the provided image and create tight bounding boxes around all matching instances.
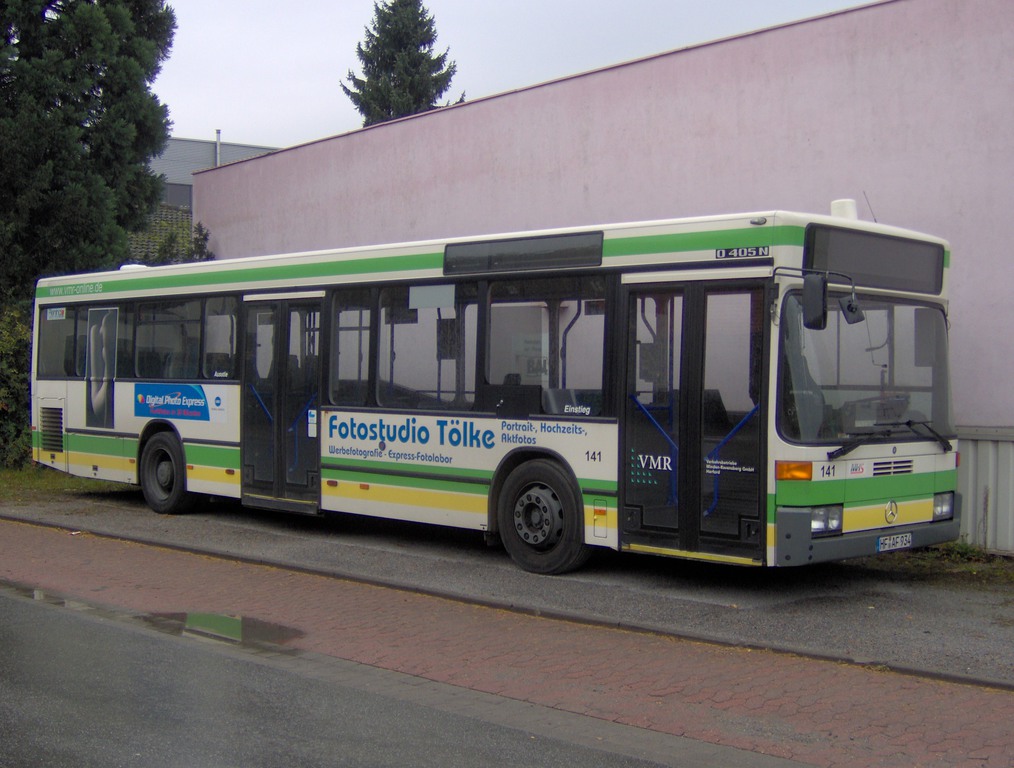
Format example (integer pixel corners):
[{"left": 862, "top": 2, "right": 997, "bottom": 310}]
[
  {"left": 140, "top": 432, "right": 195, "bottom": 515},
  {"left": 498, "top": 459, "right": 590, "bottom": 575}
]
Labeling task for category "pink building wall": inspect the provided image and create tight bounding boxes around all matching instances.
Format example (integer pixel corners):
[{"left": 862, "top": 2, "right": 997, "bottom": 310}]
[{"left": 194, "top": 0, "right": 1013, "bottom": 429}]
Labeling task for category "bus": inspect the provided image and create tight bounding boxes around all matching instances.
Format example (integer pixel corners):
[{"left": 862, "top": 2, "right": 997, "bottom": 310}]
[{"left": 31, "top": 204, "right": 960, "bottom": 573}]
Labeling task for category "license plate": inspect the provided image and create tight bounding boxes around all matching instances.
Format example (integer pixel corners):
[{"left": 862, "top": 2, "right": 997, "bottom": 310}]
[{"left": 877, "top": 532, "right": 912, "bottom": 552}]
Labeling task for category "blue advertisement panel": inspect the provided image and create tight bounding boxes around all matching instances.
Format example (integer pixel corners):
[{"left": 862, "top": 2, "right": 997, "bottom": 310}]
[{"left": 134, "top": 383, "right": 212, "bottom": 421}]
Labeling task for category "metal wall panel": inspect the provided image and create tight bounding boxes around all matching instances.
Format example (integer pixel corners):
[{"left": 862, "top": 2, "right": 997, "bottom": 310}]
[
  {"left": 957, "top": 435, "right": 1014, "bottom": 555},
  {"left": 150, "top": 139, "right": 274, "bottom": 186}
]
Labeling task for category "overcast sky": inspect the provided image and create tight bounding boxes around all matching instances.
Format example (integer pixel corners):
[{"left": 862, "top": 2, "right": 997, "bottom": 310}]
[{"left": 153, "top": 0, "right": 870, "bottom": 148}]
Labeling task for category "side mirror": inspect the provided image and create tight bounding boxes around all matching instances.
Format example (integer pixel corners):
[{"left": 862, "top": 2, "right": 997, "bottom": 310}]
[{"left": 802, "top": 273, "right": 828, "bottom": 330}]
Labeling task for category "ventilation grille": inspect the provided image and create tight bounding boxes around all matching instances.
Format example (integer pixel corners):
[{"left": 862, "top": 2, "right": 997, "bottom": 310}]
[
  {"left": 872, "top": 459, "right": 913, "bottom": 476},
  {"left": 39, "top": 408, "right": 64, "bottom": 453}
]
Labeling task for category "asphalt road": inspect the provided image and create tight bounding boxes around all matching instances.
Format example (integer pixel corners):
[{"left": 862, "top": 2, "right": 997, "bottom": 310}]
[
  {"left": 1, "top": 589, "right": 709, "bottom": 768},
  {"left": 3, "top": 486, "right": 1012, "bottom": 688}
]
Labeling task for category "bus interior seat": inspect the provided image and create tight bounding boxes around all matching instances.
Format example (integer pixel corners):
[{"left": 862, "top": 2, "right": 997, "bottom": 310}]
[
  {"left": 136, "top": 349, "right": 168, "bottom": 379},
  {"left": 166, "top": 339, "right": 199, "bottom": 379}
]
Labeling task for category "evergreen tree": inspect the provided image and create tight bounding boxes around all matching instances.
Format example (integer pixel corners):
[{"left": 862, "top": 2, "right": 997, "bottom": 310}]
[
  {"left": 341, "top": 0, "right": 462, "bottom": 127},
  {"left": 0, "top": 0, "right": 176, "bottom": 306},
  {"left": 0, "top": 0, "right": 174, "bottom": 467}
]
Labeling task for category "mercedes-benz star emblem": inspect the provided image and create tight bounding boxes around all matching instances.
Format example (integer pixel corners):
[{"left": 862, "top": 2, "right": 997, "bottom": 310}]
[{"left": 885, "top": 500, "right": 899, "bottom": 524}]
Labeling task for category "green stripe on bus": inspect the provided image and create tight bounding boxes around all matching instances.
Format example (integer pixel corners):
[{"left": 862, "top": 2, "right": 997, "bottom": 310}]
[
  {"left": 184, "top": 443, "right": 240, "bottom": 469},
  {"left": 324, "top": 454, "right": 616, "bottom": 491},
  {"left": 36, "top": 251, "right": 445, "bottom": 299},
  {"left": 65, "top": 432, "right": 137, "bottom": 457},
  {"left": 322, "top": 457, "right": 493, "bottom": 482},
  {"left": 934, "top": 468, "right": 958, "bottom": 491},
  {"left": 603, "top": 225, "right": 805, "bottom": 259},
  {"left": 59, "top": 435, "right": 241, "bottom": 469},
  {"left": 581, "top": 491, "right": 618, "bottom": 505},
  {"left": 776, "top": 471, "right": 954, "bottom": 506},
  {"left": 322, "top": 459, "right": 618, "bottom": 495},
  {"left": 580, "top": 481, "right": 618, "bottom": 496},
  {"left": 322, "top": 466, "right": 489, "bottom": 496},
  {"left": 31, "top": 431, "right": 61, "bottom": 451}
]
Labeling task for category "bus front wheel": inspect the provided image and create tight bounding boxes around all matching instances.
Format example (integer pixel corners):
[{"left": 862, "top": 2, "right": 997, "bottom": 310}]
[
  {"left": 140, "top": 432, "right": 195, "bottom": 515},
  {"left": 498, "top": 459, "right": 591, "bottom": 575}
]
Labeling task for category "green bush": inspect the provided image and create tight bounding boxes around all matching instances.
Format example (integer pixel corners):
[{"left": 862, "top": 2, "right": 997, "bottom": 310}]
[{"left": 0, "top": 304, "right": 31, "bottom": 468}]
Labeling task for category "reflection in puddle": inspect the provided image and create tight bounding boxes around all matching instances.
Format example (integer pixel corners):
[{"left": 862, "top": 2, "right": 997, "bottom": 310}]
[
  {"left": 3, "top": 582, "right": 304, "bottom": 653},
  {"left": 142, "top": 612, "right": 305, "bottom": 649}
]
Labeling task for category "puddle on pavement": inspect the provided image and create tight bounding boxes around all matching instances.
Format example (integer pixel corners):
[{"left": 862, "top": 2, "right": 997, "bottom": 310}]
[
  {"left": 141, "top": 612, "right": 305, "bottom": 649},
  {"left": 2, "top": 581, "right": 304, "bottom": 653}
]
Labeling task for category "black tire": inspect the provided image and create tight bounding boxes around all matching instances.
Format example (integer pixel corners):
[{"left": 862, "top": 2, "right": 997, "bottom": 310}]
[
  {"left": 139, "top": 432, "right": 195, "bottom": 515},
  {"left": 498, "top": 459, "right": 591, "bottom": 575}
]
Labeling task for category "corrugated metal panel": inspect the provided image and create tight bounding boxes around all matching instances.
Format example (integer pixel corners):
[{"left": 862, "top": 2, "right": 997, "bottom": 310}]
[
  {"left": 219, "top": 144, "right": 273, "bottom": 165},
  {"left": 149, "top": 139, "right": 276, "bottom": 185},
  {"left": 957, "top": 435, "right": 1014, "bottom": 555},
  {"left": 150, "top": 139, "right": 216, "bottom": 184}
]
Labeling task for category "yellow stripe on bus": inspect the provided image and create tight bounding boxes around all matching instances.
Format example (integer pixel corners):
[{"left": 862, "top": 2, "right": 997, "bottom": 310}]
[
  {"left": 844, "top": 498, "right": 933, "bottom": 533},
  {"left": 185, "top": 464, "right": 241, "bottom": 486},
  {"left": 582, "top": 504, "right": 618, "bottom": 529},
  {"left": 623, "top": 543, "right": 761, "bottom": 566},
  {"left": 67, "top": 452, "right": 134, "bottom": 473},
  {"left": 325, "top": 482, "right": 619, "bottom": 525},
  {"left": 324, "top": 481, "right": 487, "bottom": 515}
]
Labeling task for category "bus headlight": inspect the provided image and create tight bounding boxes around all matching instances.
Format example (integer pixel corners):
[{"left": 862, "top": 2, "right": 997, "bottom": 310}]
[
  {"left": 811, "top": 505, "right": 844, "bottom": 537},
  {"left": 933, "top": 492, "right": 955, "bottom": 521}
]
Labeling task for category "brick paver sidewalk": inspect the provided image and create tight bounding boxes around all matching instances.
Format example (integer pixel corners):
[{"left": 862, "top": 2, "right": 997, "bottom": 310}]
[{"left": 1, "top": 519, "right": 1010, "bottom": 767}]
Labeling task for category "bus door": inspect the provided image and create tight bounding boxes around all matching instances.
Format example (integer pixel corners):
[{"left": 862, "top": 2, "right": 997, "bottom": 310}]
[
  {"left": 624, "top": 284, "right": 765, "bottom": 561},
  {"left": 241, "top": 295, "right": 322, "bottom": 512}
]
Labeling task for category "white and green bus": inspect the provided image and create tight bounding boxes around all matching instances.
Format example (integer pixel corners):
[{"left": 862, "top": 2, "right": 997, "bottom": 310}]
[{"left": 31, "top": 206, "right": 959, "bottom": 573}]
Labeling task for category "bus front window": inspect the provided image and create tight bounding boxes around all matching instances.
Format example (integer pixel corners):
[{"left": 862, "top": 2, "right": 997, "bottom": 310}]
[{"left": 778, "top": 293, "right": 953, "bottom": 444}]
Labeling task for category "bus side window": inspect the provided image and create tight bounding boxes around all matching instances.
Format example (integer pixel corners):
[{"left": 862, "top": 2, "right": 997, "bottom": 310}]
[
  {"left": 116, "top": 306, "right": 134, "bottom": 379},
  {"left": 377, "top": 283, "right": 477, "bottom": 410},
  {"left": 488, "top": 277, "right": 606, "bottom": 416},
  {"left": 136, "top": 299, "right": 201, "bottom": 380},
  {"left": 203, "top": 296, "right": 238, "bottom": 379},
  {"left": 331, "top": 288, "right": 373, "bottom": 406},
  {"left": 36, "top": 306, "right": 79, "bottom": 379}
]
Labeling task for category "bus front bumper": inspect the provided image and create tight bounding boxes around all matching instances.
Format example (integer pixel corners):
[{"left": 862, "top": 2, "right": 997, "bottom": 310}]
[{"left": 774, "top": 495, "right": 962, "bottom": 566}]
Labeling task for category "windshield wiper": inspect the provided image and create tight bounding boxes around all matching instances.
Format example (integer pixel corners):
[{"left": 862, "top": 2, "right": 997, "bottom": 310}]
[
  {"left": 827, "top": 420, "right": 953, "bottom": 462},
  {"left": 882, "top": 420, "right": 953, "bottom": 453},
  {"left": 827, "top": 427, "right": 897, "bottom": 461}
]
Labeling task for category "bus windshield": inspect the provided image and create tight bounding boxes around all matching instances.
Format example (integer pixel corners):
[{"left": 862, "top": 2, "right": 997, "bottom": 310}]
[{"left": 778, "top": 292, "right": 953, "bottom": 444}]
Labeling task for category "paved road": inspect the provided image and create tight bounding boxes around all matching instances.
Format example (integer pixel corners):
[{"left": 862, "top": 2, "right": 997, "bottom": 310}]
[
  {"left": 1, "top": 495, "right": 1013, "bottom": 766},
  {"left": 3, "top": 588, "right": 718, "bottom": 768},
  {"left": 2, "top": 488, "right": 1012, "bottom": 687}
]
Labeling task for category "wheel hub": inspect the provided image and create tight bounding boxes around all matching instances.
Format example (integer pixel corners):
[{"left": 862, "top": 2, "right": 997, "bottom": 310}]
[
  {"left": 513, "top": 484, "right": 563, "bottom": 547},
  {"left": 155, "top": 456, "right": 174, "bottom": 492}
]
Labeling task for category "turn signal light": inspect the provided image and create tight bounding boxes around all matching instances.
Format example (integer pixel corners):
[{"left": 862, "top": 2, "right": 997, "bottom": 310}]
[{"left": 776, "top": 461, "right": 813, "bottom": 481}]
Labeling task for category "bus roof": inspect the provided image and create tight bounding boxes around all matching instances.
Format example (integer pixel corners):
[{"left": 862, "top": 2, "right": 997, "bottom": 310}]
[{"left": 34, "top": 209, "right": 949, "bottom": 303}]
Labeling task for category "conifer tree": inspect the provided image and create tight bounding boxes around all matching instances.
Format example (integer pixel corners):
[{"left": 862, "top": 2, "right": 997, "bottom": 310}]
[
  {"left": 0, "top": 0, "right": 175, "bottom": 305},
  {"left": 0, "top": 0, "right": 174, "bottom": 467},
  {"left": 342, "top": 0, "right": 462, "bottom": 127}
]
